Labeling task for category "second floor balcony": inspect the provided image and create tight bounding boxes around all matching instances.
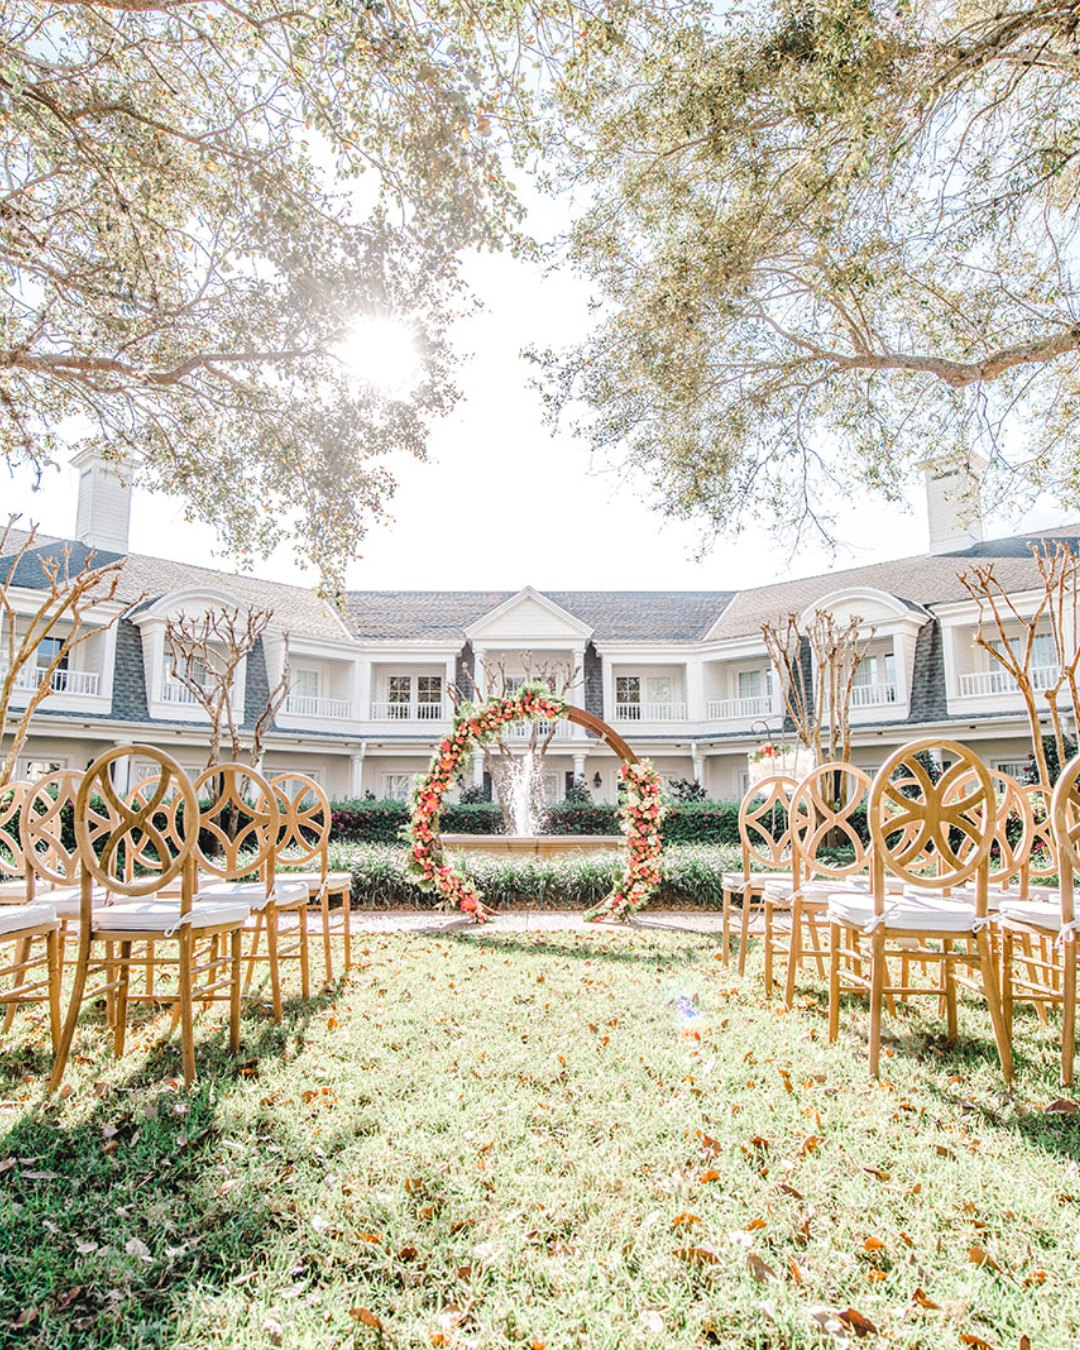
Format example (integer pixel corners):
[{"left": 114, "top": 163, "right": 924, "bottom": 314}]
[
  {"left": 850, "top": 680, "right": 898, "bottom": 709},
  {"left": 9, "top": 664, "right": 100, "bottom": 697},
  {"left": 707, "top": 693, "right": 772, "bottom": 720},
  {"left": 958, "top": 664, "right": 1059, "bottom": 698},
  {"left": 613, "top": 700, "right": 688, "bottom": 722},
  {"left": 284, "top": 694, "right": 351, "bottom": 720},
  {"left": 370, "top": 699, "right": 449, "bottom": 722}
]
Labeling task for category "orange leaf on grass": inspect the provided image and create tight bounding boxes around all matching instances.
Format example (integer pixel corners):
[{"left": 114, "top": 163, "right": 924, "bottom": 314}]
[
  {"left": 672, "top": 1213, "right": 700, "bottom": 1229},
  {"left": 350, "top": 1308, "right": 383, "bottom": 1329},
  {"left": 912, "top": 1287, "right": 940, "bottom": 1309},
  {"left": 968, "top": 1246, "right": 1001, "bottom": 1273},
  {"left": 746, "top": 1252, "right": 779, "bottom": 1283},
  {"left": 800, "top": 1135, "right": 822, "bottom": 1156},
  {"left": 959, "top": 1335, "right": 998, "bottom": 1349},
  {"left": 674, "top": 1246, "right": 721, "bottom": 1266},
  {"left": 863, "top": 1236, "right": 885, "bottom": 1252},
  {"left": 699, "top": 1169, "right": 721, "bottom": 1183}
]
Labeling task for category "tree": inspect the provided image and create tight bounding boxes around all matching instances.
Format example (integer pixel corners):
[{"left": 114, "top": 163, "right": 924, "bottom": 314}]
[
  {"left": 0, "top": 516, "right": 126, "bottom": 787},
  {"left": 761, "top": 608, "right": 872, "bottom": 766},
  {"left": 958, "top": 544, "right": 1080, "bottom": 786},
  {"left": 456, "top": 652, "right": 581, "bottom": 832},
  {"left": 0, "top": 0, "right": 573, "bottom": 592},
  {"left": 165, "top": 604, "right": 289, "bottom": 769},
  {"left": 539, "top": 0, "right": 1080, "bottom": 546}
]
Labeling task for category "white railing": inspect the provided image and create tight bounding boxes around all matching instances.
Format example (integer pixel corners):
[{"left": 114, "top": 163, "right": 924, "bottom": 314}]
[
  {"left": 160, "top": 679, "right": 204, "bottom": 706},
  {"left": 283, "top": 695, "right": 351, "bottom": 720},
  {"left": 9, "top": 666, "right": 100, "bottom": 696},
  {"left": 958, "top": 665, "right": 1059, "bottom": 698},
  {"left": 850, "top": 681, "right": 898, "bottom": 708},
  {"left": 707, "top": 695, "right": 773, "bottom": 720},
  {"left": 504, "top": 718, "right": 574, "bottom": 740},
  {"left": 614, "top": 702, "right": 688, "bottom": 722},
  {"left": 370, "top": 701, "right": 448, "bottom": 721}
]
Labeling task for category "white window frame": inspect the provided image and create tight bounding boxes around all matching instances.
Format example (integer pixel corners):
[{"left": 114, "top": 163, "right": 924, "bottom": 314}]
[{"left": 382, "top": 772, "right": 414, "bottom": 802}]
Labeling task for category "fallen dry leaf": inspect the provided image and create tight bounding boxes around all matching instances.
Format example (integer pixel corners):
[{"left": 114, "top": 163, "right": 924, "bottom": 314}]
[
  {"left": 800, "top": 1135, "right": 822, "bottom": 1157},
  {"left": 1044, "top": 1098, "right": 1079, "bottom": 1114},
  {"left": 863, "top": 1236, "right": 885, "bottom": 1252},
  {"left": 912, "top": 1287, "right": 941, "bottom": 1310},
  {"left": 699, "top": 1169, "right": 721, "bottom": 1183},
  {"left": 836, "top": 1306, "right": 878, "bottom": 1338},
  {"left": 746, "top": 1252, "right": 779, "bottom": 1283},
  {"left": 671, "top": 1213, "right": 700, "bottom": 1229},
  {"left": 967, "top": 1245, "right": 1001, "bottom": 1273},
  {"left": 349, "top": 1308, "right": 382, "bottom": 1330},
  {"left": 1023, "top": 1270, "right": 1047, "bottom": 1287},
  {"left": 959, "top": 1335, "right": 997, "bottom": 1349},
  {"left": 673, "top": 1245, "right": 721, "bottom": 1266}
]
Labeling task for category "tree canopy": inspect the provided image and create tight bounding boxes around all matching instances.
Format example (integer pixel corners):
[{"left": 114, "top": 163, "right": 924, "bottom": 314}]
[
  {"left": 540, "top": 0, "right": 1080, "bottom": 545},
  {"left": 0, "top": 0, "right": 570, "bottom": 591}
]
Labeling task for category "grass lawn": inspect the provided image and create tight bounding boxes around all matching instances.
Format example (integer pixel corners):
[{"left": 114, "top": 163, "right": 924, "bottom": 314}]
[{"left": 1, "top": 926, "right": 1078, "bottom": 1349}]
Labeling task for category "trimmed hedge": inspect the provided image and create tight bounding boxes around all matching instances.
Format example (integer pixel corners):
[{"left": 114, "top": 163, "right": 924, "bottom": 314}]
[{"left": 330, "top": 799, "right": 504, "bottom": 843}]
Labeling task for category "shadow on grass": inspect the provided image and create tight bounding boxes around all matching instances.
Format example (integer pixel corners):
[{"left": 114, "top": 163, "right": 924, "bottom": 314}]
[
  {"left": 437, "top": 927, "right": 718, "bottom": 968},
  {"left": 0, "top": 978, "right": 343, "bottom": 1348}
]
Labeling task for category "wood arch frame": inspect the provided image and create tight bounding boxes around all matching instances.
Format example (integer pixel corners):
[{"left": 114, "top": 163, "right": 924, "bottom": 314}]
[{"left": 561, "top": 705, "right": 638, "bottom": 766}]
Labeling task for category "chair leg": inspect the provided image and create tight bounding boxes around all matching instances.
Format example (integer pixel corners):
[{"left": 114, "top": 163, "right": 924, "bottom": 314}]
[
  {"left": 943, "top": 942, "right": 958, "bottom": 1042},
  {"left": 113, "top": 941, "right": 132, "bottom": 1058},
  {"left": 828, "top": 922, "right": 841, "bottom": 1044},
  {"left": 737, "top": 891, "right": 753, "bottom": 977},
  {"left": 266, "top": 907, "right": 283, "bottom": 1023},
  {"left": 1019, "top": 933, "right": 1048, "bottom": 1023},
  {"left": 976, "top": 927, "right": 1013, "bottom": 1082},
  {"left": 1062, "top": 941, "right": 1076, "bottom": 1089},
  {"left": 784, "top": 901, "right": 801, "bottom": 1011},
  {"left": 763, "top": 901, "right": 774, "bottom": 999},
  {"left": 298, "top": 904, "right": 310, "bottom": 1001},
  {"left": 178, "top": 928, "right": 196, "bottom": 1088},
  {"left": 2, "top": 938, "right": 29, "bottom": 1033},
  {"left": 1001, "top": 930, "right": 1014, "bottom": 1041},
  {"left": 806, "top": 911, "right": 827, "bottom": 980},
  {"left": 145, "top": 939, "right": 156, "bottom": 1003},
  {"left": 243, "top": 913, "right": 263, "bottom": 993},
  {"left": 46, "top": 929, "right": 62, "bottom": 1056},
  {"left": 868, "top": 930, "right": 886, "bottom": 1077},
  {"left": 721, "top": 889, "right": 731, "bottom": 967},
  {"left": 340, "top": 887, "right": 351, "bottom": 973},
  {"left": 229, "top": 928, "right": 242, "bottom": 1056},
  {"left": 48, "top": 928, "right": 93, "bottom": 1096},
  {"left": 320, "top": 890, "right": 333, "bottom": 983}
]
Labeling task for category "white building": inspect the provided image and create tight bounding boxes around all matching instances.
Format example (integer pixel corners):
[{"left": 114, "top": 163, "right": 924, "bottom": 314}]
[{"left": 2, "top": 458, "right": 1073, "bottom": 800}]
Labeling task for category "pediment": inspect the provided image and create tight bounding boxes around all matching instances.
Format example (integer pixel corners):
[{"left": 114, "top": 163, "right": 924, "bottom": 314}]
[
  {"left": 464, "top": 587, "right": 593, "bottom": 643},
  {"left": 801, "top": 587, "right": 925, "bottom": 628}
]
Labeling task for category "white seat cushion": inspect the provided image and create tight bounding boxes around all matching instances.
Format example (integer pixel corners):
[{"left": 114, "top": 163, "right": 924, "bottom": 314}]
[
  {"left": 198, "top": 880, "right": 308, "bottom": 909},
  {"left": 828, "top": 893, "right": 983, "bottom": 934},
  {"left": 722, "top": 871, "right": 794, "bottom": 892},
  {"left": 763, "top": 878, "right": 868, "bottom": 902},
  {"left": 94, "top": 900, "right": 250, "bottom": 932},
  {"left": 0, "top": 879, "right": 27, "bottom": 902},
  {"left": 36, "top": 885, "right": 110, "bottom": 918},
  {"left": 275, "top": 869, "right": 352, "bottom": 892},
  {"left": 997, "top": 900, "right": 1063, "bottom": 932},
  {"left": 0, "top": 903, "right": 57, "bottom": 936}
]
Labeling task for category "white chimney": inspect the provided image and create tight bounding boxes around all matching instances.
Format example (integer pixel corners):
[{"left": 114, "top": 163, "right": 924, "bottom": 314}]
[
  {"left": 921, "top": 455, "right": 986, "bottom": 555},
  {"left": 72, "top": 448, "right": 132, "bottom": 554}
]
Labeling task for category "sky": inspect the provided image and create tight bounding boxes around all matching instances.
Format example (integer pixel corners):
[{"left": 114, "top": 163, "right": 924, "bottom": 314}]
[{"left": 0, "top": 219, "right": 1068, "bottom": 595}]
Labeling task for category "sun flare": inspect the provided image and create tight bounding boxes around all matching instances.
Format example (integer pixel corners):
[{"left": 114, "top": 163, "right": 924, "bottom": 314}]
[{"left": 337, "top": 315, "right": 421, "bottom": 396}]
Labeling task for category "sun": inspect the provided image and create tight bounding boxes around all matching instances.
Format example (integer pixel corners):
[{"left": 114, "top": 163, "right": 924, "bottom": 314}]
[{"left": 337, "top": 315, "right": 421, "bottom": 396}]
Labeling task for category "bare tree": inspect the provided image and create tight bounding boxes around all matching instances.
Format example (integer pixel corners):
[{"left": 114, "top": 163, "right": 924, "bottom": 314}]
[
  {"left": 959, "top": 546, "right": 1080, "bottom": 785},
  {"left": 761, "top": 610, "right": 874, "bottom": 767},
  {"left": 454, "top": 651, "right": 581, "bottom": 832},
  {"left": 165, "top": 605, "right": 290, "bottom": 769},
  {"left": 1, "top": 516, "right": 128, "bottom": 787}
]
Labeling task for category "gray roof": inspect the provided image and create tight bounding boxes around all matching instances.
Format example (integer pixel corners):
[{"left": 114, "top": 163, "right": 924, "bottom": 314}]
[
  {"left": 707, "top": 526, "right": 1080, "bottom": 640},
  {"left": 344, "top": 590, "right": 736, "bottom": 642}
]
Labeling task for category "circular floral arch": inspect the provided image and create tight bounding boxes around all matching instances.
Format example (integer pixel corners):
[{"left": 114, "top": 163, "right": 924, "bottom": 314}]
[{"left": 405, "top": 684, "right": 666, "bottom": 922}]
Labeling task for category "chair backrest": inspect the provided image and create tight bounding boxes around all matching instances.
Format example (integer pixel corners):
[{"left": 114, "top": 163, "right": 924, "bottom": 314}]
[
  {"left": 193, "top": 763, "right": 280, "bottom": 882},
  {"left": 0, "top": 782, "right": 28, "bottom": 880},
  {"left": 20, "top": 769, "right": 86, "bottom": 891},
  {"left": 76, "top": 746, "right": 199, "bottom": 903},
  {"left": 1050, "top": 755, "right": 1080, "bottom": 928},
  {"left": 739, "top": 775, "right": 797, "bottom": 875},
  {"left": 789, "top": 762, "right": 872, "bottom": 884},
  {"left": 1025, "top": 783, "right": 1058, "bottom": 883},
  {"left": 270, "top": 773, "right": 330, "bottom": 873},
  {"left": 869, "top": 739, "right": 995, "bottom": 910},
  {"left": 985, "top": 769, "right": 1034, "bottom": 894},
  {"left": 124, "top": 773, "right": 191, "bottom": 881}
]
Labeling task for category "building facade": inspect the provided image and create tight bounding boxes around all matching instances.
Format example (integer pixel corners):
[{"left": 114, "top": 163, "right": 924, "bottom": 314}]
[{"left": 2, "top": 459, "right": 1074, "bottom": 801}]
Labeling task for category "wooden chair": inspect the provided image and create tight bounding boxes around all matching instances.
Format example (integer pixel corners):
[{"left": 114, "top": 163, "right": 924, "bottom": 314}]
[
  {"left": 0, "top": 900, "right": 61, "bottom": 1054},
  {"left": 997, "top": 757, "right": 1080, "bottom": 1085},
  {"left": 0, "top": 781, "right": 28, "bottom": 902},
  {"left": 826, "top": 739, "right": 1014, "bottom": 1080},
  {"left": 721, "top": 775, "right": 797, "bottom": 973},
  {"left": 270, "top": 773, "right": 352, "bottom": 980},
  {"left": 762, "top": 763, "right": 873, "bottom": 1007},
  {"left": 192, "top": 764, "right": 311, "bottom": 1022},
  {"left": 49, "top": 746, "right": 249, "bottom": 1092}
]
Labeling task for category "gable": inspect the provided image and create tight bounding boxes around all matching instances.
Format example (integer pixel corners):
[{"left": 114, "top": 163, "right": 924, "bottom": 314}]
[{"left": 464, "top": 588, "right": 593, "bottom": 643}]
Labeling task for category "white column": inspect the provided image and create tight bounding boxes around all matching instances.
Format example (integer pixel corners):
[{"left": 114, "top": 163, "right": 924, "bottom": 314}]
[
  {"left": 354, "top": 659, "right": 371, "bottom": 722},
  {"left": 572, "top": 751, "right": 586, "bottom": 782},
  {"left": 691, "top": 745, "right": 704, "bottom": 785},
  {"left": 349, "top": 750, "right": 365, "bottom": 798},
  {"left": 444, "top": 655, "right": 457, "bottom": 714},
  {"left": 471, "top": 750, "right": 484, "bottom": 788},
  {"left": 601, "top": 654, "right": 614, "bottom": 725},
  {"left": 111, "top": 747, "right": 132, "bottom": 796},
  {"left": 473, "top": 647, "right": 487, "bottom": 700},
  {"left": 685, "top": 658, "right": 705, "bottom": 721}
]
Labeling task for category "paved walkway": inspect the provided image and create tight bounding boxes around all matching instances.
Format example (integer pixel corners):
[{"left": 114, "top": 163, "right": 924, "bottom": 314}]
[{"left": 338, "top": 909, "right": 730, "bottom": 934}]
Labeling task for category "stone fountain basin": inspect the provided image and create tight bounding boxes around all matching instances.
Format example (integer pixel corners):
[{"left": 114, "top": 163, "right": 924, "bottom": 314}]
[{"left": 442, "top": 834, "right": 623, "bottom": 860}]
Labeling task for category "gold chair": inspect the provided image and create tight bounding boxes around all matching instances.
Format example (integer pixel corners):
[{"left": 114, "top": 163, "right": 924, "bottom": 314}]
[
  {"left": 721, "top": 775, "right": 797, "bottom": 973},
  {"left": 997, "top": 757, "right": 1080, "bottom": 1085},
  {"left": 762, "top": 763, "right": 873, "bottom": 1007},
  {"left": 0, "top": 900, "right": 61, "bottom": 1054},
  {"left": 49, "top": 746, "right": 248, "bottom": 1092},
  {"left": 827, "top": 739, "right": 1013, "bottom": 1079},
  {"left": 270, "top": 773, "right": 352, "bottom": 980},
  {"left": 0, "top": 781, "right": 29, "bottom": 902}
]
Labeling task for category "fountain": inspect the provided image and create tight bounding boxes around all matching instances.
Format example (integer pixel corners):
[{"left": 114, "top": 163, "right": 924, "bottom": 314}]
[{"left": 441, "top": 705, "right": 631, "bottom": 861}]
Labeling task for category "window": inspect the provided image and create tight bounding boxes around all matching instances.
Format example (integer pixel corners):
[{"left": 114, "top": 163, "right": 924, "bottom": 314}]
[
  {"left": 387, "top": 675, "right": 411, "bottom": 718},
  {"left": 988, "top": 634, "right": 1055, "bottom": 669},
  {"left": 616, "top": 676, "right": 640, "bottom": 712},
  {"left": 17, "top": 757, "right": 65, "bottom": 782},
  {"left": 383, "top": 772, "right": 414, "bottom": 802},
  {"left": 994, "top": 759, "right": 1030, "bottom": 780},
  {"left": 294, "top": 669, "right": 320, "bottom": 699},
  {"left": 35, "top": 636, "right": 68, "bottom": 672},
  {"left": 417, "top": 676, "right": 442, "bottom": 710},
  {"left": 853, "top": 651, "right": 896, "bottom": 687},
  {"left": 165, "top": 652, "right": 209, "bottom": 687},
  {"left": 737, "top": 668, "right": 770, "bottom": 700},
  {"left": 646, "top": 675, "right": 673, "bottom": 705}
]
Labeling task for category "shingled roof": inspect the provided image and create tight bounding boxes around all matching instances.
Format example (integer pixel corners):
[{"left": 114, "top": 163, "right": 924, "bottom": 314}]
[
  {"left": 706, "top": 526, "right": 1080, "bottom": 641},
  {"left": 344, "top": 590, "right": 737, "bottom": 642}
]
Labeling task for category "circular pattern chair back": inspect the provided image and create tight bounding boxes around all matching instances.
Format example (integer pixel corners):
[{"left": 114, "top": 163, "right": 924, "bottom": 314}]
[
  {"left": 193, "top": 763, "right": 280, "bottom": 882},
  {"left": 20, "top": 769, "right": 88, "bottom": 889},
  {"left": 270, "top": 773, "right": 330, "bottom": 870},
  {"left": 0, "top": 781, "right": 28, "bottom": 881},
  {"left": 124, "top": 773, "right": 191, "bottom": 881},
  {"left": 739, "top": 775, "right": 797, "bottom": 875},
  {"left": 1025, "top": 783, "right": 1058, "bottom": 883},
  {"left": 76, "top": 746, "right": 199, "bottom": 902},
  {"left": 869, "top": 739, "right": 995, "bottom": 910},
  {"left": 789, "top": 762, "right": 872, "bottom": 884},
  {"left": 1050, "top": 755, "right": 1080, "bottom": 929},
  {"left": 986, "top": 769, "right": 1034, "bottom": 892}
]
